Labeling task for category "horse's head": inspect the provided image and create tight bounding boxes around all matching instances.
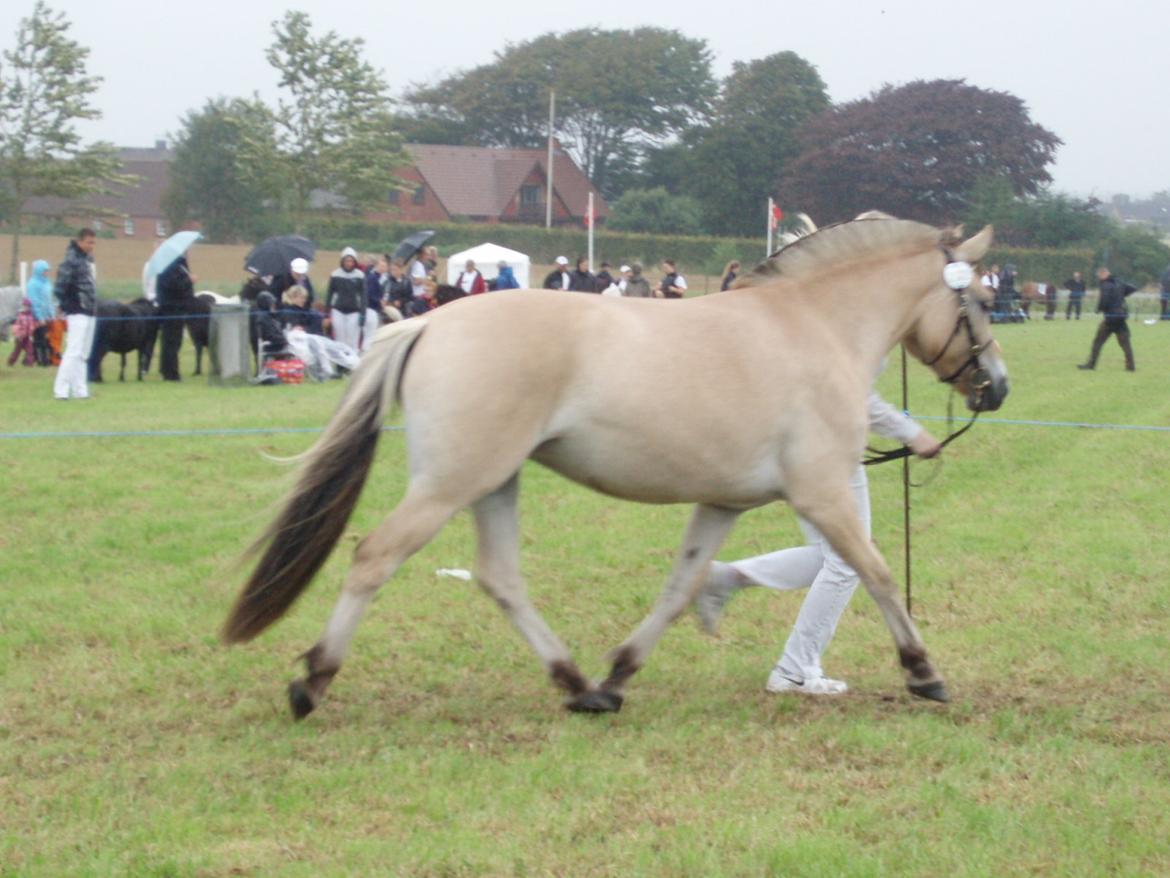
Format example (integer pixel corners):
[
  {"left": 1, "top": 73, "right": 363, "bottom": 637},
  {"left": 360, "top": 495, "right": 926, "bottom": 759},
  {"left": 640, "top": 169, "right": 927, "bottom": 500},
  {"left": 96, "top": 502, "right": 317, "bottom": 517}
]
[{"left": 904, "top": 225, "right": 1009, "bottom": 412}]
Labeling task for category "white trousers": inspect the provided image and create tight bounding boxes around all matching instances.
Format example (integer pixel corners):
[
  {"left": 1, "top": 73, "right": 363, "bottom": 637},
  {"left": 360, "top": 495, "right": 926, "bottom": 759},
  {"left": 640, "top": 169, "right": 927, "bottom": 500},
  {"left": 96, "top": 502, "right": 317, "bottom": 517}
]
[
  {"left": 360, "top": 308, "right": 381, "bottom": 353},
  {"left": 331, "top": 310, "right": 361, "bottom": 353},
  {"left": 53, "top": 313, "right": 96, "bottom": 399},
  {"left": 731, "top": 465, "right": 871, "bottom": 682}
]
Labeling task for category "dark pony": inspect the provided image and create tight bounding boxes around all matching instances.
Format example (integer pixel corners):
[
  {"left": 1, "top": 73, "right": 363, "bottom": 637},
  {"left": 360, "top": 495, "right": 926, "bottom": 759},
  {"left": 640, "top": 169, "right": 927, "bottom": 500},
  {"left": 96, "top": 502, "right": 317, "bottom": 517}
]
[
  {"left": 89, "top": 298, "right": 158, "bottom": 382},
  {"left": 185, "top": 293, "right": 216, "bottom": 376}
]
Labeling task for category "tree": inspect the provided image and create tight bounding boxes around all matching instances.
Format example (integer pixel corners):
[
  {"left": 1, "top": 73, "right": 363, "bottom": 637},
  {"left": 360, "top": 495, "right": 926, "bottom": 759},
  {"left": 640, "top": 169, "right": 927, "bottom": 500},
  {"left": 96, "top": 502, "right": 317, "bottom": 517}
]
[
  {"left": 266, "top": 11, "right": 409, "bottom": 231},
  {"left": 163, "top": 97, "right": 283, "bottom": 243},
  {"left": 780, "top": 79, "right": 1061, "bottom": 225},
  {"left": 962, "top": 176, "right": 1109, "bottom": 248},
  {"left": 404, "top": 28, "right": 717, "bottom": 199},
  {"left": 0, "top": 2, "right": 125, "bottom": 279},
  {"left": 608, "top": 187, "right": 704, "bottom": 235},
  {"left": 687, "top": 52, "right": 829, "bottom": 236}
]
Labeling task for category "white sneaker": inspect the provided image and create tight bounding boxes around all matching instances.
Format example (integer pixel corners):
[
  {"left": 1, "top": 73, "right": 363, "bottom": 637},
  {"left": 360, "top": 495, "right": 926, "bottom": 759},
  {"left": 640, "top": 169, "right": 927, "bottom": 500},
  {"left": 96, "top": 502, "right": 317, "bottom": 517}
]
[
  {"left": 694, "top": 562, "right": 740, "bottom": 635},
  {"left": 765, "top": 669, "right": 848, "bottom": 695}
]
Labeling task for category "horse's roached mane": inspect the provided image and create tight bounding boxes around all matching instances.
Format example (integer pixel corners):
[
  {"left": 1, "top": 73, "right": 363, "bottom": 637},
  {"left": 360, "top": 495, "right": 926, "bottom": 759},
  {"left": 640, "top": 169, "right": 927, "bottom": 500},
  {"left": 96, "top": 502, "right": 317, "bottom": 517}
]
[{"left": 736, "top": 216, "right": 959, "bottom": 288}]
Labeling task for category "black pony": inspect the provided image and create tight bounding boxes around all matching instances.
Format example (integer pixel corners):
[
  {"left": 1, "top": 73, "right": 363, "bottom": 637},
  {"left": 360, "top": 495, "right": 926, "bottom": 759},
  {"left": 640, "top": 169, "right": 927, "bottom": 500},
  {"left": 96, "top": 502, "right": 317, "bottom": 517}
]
[
  {"left": 185, "top": 293, "right": 216, "bottom": 376},
  {"left": 89, "top": 298, "right": 158, "bottom": 382}
]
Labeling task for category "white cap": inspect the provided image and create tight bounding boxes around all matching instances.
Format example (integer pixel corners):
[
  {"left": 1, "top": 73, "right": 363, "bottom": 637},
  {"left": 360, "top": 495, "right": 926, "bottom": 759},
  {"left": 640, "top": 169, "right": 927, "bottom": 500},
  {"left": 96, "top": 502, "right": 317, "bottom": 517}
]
[
  {"left": 340, "top": 246, "right": 357, "bottom": 261},
  {"left": 290, "top": 257, "right": 309, "bottom": 274},
  {"left": 620, "top": 264, "right": 631, "bottom": 273},
  {"left": 555, "top": 255, "right": 569, "bottom": 266}
]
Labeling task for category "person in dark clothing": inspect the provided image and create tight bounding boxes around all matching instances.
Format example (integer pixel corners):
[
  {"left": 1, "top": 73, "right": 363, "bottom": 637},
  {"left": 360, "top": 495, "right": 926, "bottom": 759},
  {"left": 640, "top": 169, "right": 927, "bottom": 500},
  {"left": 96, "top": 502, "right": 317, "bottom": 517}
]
[
  {"left": 594, "top": 262, "right": 615, "bottom": 291},
  {"left": 721, "top": 260, "right": 741, "bottom": 292},
  {"left": 385, "top": 259, "right": 413, "bottom": 316},
  {"left": 999, "top": 264, "right": 1020, "bottom": 321},
  {"left": 658, "top": 259, "right": 687, "bottom": 298},
  {"left": 1078, "top": 267, "right": 1137, "bottom": 371},
  {"left": 326, "top": 247, "right": 366, "bottom": 351},
  {"left": 239, "top": 270, "right": 268, "bottom": 305},
  {"left": 279, "top": 285, "right": 323, "bottom": 335},
  {"left": 569, "top": 256, "right": 597, "bottom": 292},
  {"left": 269, "top": 258, "right": 315, "bottom": 307},
  {"left": 1064, "top": 271, "right": 1087, "bottom": 320},
  {"left": 1160, "top": 265, "right": 1170, "bottom": 320},
  {"left": 52, "top": 229, "right": 98, "bottom": 399},
  {"left": 543, "top": 256, "right": 571, "bottom": 290},
  {"left": 252, "top": 291, "right": 286, "bottom": 355},
  {"left": 156, "top": 255, "right": 195, "bottom": 381}
]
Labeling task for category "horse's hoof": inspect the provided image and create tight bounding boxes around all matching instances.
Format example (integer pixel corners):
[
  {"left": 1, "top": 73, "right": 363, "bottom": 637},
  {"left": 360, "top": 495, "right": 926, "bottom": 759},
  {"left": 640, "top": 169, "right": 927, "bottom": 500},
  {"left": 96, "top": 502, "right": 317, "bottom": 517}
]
[
  {"left": 565, "top": 689, "right": 624, "bottom": 714},
  {"left": 288, "top": 680, "right": 316, "bottom": 720},
  {"left": 908, "top": 680, "right": 950, "bottom": 703}
]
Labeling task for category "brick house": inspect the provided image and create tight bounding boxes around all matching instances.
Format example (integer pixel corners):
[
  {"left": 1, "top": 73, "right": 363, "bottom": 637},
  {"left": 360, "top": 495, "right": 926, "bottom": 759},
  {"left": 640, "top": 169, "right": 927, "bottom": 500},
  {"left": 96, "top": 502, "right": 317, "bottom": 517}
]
[
  {"left": 20, "top": 143, "right": 185, "bottom": 240},
  {"left": 369, "top": 143, "right": 610, "bottom": 227}
]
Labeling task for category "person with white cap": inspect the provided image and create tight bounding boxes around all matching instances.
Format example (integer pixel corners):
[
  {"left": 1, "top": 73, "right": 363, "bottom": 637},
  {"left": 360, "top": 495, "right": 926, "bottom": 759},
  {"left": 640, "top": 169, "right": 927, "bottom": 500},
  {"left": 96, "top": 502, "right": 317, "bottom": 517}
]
[
  {"left": 326, "top": 247, "right": 366, "bottom": 353},
  {"left": 270, "top": 256, "right": 315, "bottom": 308},
  {"left": 618, "top": 265, "right": 632, "bottom": 294},
  {"left": 542, "top": 256, "right": 572, "bottom": 290}
]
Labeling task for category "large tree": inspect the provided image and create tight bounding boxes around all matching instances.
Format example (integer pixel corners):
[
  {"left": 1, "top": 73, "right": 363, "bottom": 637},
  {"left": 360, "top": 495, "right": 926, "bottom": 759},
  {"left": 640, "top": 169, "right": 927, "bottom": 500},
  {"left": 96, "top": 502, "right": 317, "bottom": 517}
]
[
  {"left": 688, "top": 52, "right": 829, "bottom": 236},
  {"left": 163, "top": 97, "right": 283, "bottom": 243},
  {"left": 780, "top": 79, "right": 1061, "bottom": 225},
  {"left": 266, "top": 10, "right": 409, "bottom": 231},
  {"left": 0, "top": 1, "right": 124, "bottom": 279},
  {"left": 608, "top": 186, "right": 704, "bottom": 236},
  {"left": 404, "top": 28, "right": 717, "bottom": 199}
]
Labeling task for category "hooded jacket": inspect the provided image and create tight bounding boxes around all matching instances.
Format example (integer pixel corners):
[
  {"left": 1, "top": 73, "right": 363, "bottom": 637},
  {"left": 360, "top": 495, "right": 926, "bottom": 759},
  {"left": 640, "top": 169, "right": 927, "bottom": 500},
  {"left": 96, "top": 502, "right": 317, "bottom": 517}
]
[
  {"left": 327, "top": 251, "right": 366, "bottom": 314},
  {"left": 495, "top": 266, "right": 520, "bottom": 290},
  {"left": 54, "top": 240, "right": 96, "bottom": 316},
  {"left": 27, "top": 260, "right": 54, "bottom": 321}
]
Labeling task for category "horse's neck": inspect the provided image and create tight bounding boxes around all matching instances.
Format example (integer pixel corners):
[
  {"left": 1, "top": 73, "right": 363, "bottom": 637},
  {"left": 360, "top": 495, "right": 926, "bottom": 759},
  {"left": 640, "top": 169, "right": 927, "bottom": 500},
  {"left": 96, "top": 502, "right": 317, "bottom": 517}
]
[{"left": 795, "top": 254, "right": 935, "bottom": 383}]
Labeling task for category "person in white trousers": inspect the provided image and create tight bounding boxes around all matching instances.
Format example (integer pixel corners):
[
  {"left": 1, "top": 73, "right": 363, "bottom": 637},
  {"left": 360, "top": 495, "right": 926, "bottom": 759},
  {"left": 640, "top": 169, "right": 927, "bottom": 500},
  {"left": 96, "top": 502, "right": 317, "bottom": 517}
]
[
  {"left": 326, "top": 247, "right": 365, "bottom": 354},
  {"left": 52, "top": 229, "right": 99, "bottom": 400},
  {"left": 696, "top": 390, "right": 941, "bottom": 695}
]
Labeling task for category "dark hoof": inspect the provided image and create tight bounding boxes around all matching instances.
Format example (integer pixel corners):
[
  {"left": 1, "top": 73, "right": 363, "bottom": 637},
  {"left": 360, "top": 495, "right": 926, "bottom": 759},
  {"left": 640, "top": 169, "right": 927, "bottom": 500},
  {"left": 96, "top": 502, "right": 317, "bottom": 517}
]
[
  {"left": 908, "top": 680, "right": 950, "bottom": 703},
  {"left": 288, "top": 680, "right": 316, "bottom": 720},
  {"left": 565, "top": 689, "right": 624, "bottom": 714}
]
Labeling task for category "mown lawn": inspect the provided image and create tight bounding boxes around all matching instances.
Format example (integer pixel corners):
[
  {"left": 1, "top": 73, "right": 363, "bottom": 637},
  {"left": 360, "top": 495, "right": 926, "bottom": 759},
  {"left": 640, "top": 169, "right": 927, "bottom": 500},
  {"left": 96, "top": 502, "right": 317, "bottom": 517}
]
[{"left": 2, "top": 315, "right": 1169, "bottom": 877}]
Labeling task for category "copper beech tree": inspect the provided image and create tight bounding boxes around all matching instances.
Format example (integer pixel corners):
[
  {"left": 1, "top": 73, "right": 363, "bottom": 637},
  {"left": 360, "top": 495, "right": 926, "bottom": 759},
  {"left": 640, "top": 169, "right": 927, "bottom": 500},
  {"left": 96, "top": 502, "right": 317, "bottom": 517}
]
[{"left": 780, "top": 79, "right": 1061, "bottom": 225}]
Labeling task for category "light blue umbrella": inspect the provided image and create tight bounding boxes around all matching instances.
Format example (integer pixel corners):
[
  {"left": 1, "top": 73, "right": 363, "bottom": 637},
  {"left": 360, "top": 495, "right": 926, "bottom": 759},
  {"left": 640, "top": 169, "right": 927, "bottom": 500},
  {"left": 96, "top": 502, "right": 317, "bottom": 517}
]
[{"left": 147, "top": 230, "right": 202, "bottom": 277}]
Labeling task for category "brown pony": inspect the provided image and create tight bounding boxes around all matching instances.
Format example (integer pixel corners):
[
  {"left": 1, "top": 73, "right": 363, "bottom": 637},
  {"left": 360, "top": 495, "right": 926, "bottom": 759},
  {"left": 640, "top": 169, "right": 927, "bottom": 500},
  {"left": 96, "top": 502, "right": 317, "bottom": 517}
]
[{"left": 222, "top": 216, "right": 1008, "bottom": 719}]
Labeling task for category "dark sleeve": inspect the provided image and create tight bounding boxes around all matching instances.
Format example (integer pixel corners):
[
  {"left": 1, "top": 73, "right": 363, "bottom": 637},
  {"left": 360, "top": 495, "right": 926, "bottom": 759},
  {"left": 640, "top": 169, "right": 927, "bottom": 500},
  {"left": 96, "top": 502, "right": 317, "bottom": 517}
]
[
  {"left": 1122, "top": 282, "right": 1137, "bottom": 297},
  {"left": 325, "top": 276, "right": 338, "bottom": 310},
  {"left": 543, "top": 271, "right": 558, "bottom": 289}
]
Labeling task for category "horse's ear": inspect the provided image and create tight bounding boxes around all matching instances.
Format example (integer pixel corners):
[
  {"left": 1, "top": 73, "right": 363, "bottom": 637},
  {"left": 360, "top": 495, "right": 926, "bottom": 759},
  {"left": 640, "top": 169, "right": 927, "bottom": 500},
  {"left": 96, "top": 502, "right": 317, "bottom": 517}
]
[{"left": 955, "top": 225, "right": 994, "bottom": 263}]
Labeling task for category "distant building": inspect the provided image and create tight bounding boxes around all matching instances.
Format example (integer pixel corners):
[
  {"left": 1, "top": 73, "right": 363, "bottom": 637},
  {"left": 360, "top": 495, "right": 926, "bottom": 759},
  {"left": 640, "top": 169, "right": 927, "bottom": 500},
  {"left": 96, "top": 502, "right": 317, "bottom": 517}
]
[
  {"left": 19, "top": 142, "right": 184, "bottom": 239},
  {"left": 16, "top": 140, "right": 609, "bottom": 236}
]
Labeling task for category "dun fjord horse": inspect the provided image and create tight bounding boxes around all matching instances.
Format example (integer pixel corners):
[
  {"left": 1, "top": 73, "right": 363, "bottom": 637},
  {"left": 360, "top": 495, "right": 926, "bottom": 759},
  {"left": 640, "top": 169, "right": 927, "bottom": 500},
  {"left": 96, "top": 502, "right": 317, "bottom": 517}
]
[{"left": 223, "top": 217, "right": 1009, "bottom": 719}]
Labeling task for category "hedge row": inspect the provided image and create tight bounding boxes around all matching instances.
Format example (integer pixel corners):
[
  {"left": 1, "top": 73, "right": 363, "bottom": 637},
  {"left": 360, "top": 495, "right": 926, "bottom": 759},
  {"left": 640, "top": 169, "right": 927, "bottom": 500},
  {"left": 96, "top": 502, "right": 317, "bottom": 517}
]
[
  {"left": 304, "top": 217, "right": 1100, "bottom": 282},
  {"left": 302, "top": 217, "right": 768, "bottom": 275}
]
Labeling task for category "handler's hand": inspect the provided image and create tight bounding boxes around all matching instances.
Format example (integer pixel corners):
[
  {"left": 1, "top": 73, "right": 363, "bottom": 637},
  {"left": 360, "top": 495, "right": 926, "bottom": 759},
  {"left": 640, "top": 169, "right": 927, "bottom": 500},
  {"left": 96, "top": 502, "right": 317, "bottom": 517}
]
[{"left": 909, "top": 430, "right": 942, "bottom": 459}]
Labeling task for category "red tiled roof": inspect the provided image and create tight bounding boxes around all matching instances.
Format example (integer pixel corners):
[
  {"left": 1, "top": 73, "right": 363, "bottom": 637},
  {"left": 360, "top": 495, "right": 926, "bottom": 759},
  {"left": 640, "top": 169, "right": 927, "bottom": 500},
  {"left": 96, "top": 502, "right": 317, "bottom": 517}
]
[
  {"left": 406, "top": 143, "right": 610, "bottom": 220},
  {"left": 22, "top": 147, "right": 172, "bottom": 219}
]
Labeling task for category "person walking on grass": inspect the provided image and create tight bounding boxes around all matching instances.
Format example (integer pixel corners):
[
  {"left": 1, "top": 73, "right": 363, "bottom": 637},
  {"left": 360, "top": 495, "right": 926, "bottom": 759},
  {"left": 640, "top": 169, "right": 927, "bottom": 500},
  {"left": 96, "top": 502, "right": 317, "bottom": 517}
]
[
  {"left": 695, "top": 387, "right": 941, "bottom": 696},
  {"left": 52, "top": 228, "right": 98, "bottom": 400},
  {"left": 1078, "top": 266, "right": 1136, "bottom": 372}
]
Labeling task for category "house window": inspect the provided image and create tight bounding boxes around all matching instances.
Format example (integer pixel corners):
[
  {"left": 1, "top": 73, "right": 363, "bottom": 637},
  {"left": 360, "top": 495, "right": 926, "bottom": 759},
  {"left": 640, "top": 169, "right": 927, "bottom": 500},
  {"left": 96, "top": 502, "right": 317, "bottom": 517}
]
[
  {"left": 156, "top": 220, "right": 168, "bottom": 237},
  {"left": 123, "top": 218, "right": 135, "bottom": 236},
  {"left": 412, "top": 185, "right": 425, "bottom": 205},
  {"left": 520, "top": 185, "right": 540, "bottom": 207},
  {"left": 387, "top": 188, "right": 400, "bottom": 205}
]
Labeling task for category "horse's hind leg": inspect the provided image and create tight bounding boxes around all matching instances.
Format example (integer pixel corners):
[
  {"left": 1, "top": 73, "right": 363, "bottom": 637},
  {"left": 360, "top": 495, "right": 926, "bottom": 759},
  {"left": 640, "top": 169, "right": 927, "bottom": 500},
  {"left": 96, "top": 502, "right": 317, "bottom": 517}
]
[
  {"left": 472, "top": 474, "right": 593, "bottom": 707},
  {"left": 589, "top": 504, "right": 739, "bottom": 712},
  {"left": 288, "top": 487, "right": 459, "bottom": 719},
  {"left": 793, "top": 486, "right": 948, "bottom": 702}
]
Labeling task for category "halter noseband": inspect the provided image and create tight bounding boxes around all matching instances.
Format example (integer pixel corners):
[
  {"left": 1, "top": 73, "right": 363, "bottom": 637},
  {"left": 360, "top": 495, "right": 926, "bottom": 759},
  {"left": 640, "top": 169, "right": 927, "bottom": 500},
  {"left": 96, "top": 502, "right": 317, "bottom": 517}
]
[{"left": 921, "top": 247, "right": 991, "bottom": 390}]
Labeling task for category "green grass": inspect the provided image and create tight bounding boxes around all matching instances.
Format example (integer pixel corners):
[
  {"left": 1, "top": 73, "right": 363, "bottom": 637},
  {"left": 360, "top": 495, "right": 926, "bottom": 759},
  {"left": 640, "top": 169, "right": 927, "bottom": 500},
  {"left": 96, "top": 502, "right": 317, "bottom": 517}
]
[{"left": 3, "top": 318, "right": 1170, "bottom": 877}]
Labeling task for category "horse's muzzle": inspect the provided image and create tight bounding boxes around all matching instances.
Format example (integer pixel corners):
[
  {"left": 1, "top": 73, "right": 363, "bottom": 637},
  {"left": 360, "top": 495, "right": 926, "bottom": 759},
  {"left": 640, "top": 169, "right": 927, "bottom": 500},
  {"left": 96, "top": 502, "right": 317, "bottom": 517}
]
[{"left": 969, "top": 373, "right": 1008, "bottom": 412}]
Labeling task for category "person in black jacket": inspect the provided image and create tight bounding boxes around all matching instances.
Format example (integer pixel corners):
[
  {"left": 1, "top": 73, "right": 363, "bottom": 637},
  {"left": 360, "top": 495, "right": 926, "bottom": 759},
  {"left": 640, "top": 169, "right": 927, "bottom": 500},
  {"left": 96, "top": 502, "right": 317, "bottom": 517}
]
[
  {"left": 52, "top": 228, "right": 98, "bottom": 400},
  {"left": 326, "top": 247, "right": 366, "bottom": 352},
  {"left": 543, "top": 256, "right": 571, "bottom": 290},
  {"left": 156, "top": 255, "right": 195, "bottom": 381},
  {"left": 1078, "top": 267, "right": 1136, "bottom": 371},
  {"left": 569, "top": 256, "right": 597, "bottom": 292},
  {"left": 1064, "top": 271, "right": 1087, "bottom": 320}
]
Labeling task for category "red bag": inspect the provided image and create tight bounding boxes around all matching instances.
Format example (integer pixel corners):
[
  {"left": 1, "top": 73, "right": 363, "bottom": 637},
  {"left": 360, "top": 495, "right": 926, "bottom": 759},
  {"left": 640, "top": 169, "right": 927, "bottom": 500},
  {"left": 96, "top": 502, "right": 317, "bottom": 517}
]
[{"left": 269, "top": 359, "right": 305, "bottom": 384}]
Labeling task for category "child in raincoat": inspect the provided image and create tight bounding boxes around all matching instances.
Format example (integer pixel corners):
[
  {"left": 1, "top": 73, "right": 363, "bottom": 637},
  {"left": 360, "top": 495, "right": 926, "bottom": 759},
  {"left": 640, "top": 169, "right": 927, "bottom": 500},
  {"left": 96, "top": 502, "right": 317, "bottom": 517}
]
[{"left": 7, "top": 298, "right": 37, "bottom": 366}]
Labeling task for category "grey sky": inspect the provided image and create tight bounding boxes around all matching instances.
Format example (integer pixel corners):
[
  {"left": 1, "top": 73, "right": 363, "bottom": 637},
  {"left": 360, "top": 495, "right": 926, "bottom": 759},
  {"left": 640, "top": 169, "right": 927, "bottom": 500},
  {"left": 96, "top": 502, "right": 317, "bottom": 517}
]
[{"left": 3, "top": 0, "right": 1166, "bottom": 198}]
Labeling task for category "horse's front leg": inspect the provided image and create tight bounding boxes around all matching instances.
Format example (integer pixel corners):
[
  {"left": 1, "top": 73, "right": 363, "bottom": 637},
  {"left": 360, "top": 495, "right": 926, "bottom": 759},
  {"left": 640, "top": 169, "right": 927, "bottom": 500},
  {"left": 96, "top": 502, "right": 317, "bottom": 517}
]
[
  {"left": 586, "top": 504, "right": 739, "bottom": 712},
  {"left": 794, "top": 486, "right": 948, "bottom": 702}
]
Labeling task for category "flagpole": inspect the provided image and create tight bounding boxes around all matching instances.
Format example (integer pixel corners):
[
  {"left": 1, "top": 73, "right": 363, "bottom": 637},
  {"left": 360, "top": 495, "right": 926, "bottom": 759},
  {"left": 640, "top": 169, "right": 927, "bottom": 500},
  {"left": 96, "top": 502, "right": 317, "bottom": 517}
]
[
  {"left": 545, "top": 88, "right": 556, "bottom": 230},
  {"left": 587, "top": 192, "right": 594, "bottom": 272},
  {"left": 766, "top": 197, "right": 774, "bottom": 257}
]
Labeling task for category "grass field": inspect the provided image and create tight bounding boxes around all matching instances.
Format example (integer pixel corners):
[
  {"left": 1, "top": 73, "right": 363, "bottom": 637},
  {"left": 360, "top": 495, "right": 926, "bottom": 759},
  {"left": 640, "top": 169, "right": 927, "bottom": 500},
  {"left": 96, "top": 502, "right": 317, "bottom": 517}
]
[{"left": 2, "top": 315, "right": 1170, "bottom": 877}]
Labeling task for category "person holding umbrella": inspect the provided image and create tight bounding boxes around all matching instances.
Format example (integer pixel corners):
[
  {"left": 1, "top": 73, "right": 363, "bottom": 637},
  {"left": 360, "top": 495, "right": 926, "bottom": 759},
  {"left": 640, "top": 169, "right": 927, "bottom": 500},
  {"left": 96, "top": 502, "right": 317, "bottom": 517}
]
[{"left": 156, "top": 255, "right": 196, "bottom": 381}]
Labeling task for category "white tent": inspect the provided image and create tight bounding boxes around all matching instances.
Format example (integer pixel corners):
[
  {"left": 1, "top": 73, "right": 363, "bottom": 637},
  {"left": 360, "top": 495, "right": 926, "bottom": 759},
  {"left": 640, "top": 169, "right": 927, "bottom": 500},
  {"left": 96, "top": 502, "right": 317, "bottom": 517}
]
[{"left": 445, "top": 242, "right": 531, "bottom": 290}]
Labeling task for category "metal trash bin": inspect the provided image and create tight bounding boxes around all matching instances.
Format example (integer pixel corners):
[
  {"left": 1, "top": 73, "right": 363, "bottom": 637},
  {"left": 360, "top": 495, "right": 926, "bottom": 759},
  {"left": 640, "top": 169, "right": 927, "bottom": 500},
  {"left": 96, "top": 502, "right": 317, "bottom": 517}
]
[{"left": 208, "top": 303, "right": 251, "bottom": 385}]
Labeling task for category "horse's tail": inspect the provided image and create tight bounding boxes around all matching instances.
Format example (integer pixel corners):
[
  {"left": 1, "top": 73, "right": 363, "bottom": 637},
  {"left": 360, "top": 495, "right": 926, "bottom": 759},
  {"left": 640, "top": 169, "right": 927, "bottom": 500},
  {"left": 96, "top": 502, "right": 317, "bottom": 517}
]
[{"left": 221, "top": 318, "right": 429, "bottom": 644}]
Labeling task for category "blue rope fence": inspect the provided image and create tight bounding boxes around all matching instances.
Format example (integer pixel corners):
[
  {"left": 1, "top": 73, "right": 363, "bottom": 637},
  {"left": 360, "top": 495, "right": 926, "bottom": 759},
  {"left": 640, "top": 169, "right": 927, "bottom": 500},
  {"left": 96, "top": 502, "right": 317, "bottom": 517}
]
[{"left": 1, "top": 417, "right": 1167, "bottom": 441}]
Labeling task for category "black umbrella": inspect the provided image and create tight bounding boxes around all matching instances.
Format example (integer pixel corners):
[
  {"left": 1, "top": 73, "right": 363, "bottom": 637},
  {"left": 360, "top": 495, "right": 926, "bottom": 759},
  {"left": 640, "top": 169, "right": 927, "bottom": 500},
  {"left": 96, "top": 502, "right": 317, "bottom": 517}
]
[
  {"left": 392, "top": 230, "right": 435, "bottom": 262},
  {"left": 244, "top": 235, "right": 317, "bottom": 277}
]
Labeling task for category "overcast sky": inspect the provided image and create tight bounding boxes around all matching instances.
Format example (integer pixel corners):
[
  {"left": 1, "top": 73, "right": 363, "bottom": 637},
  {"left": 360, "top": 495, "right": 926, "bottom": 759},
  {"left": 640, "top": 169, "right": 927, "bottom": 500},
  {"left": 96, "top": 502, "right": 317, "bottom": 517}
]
[{"left": 2, "top": 0, "right": 1166, "bottom": 198}]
